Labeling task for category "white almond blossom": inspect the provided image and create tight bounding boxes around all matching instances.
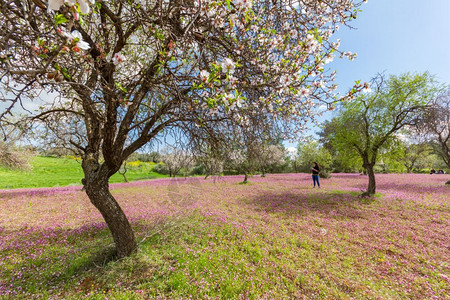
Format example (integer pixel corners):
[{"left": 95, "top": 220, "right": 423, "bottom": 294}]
[
  {"left": 48, "top": 0, "right": 94, "bottom": 14},
  {"left": 362, "top": 83, "right": 372, "bottom": 93},
  {"left": 222, "top": 93, "right": 235, "bottom": 106},
  {"left": 47, "top": 0, "right": 63, "bottom": 12},
  {"left": 290, "top": 29, "right": 298, "bottom": 39},
  {"left": 112, "top": 53, "right": 125, "bottom": 65},
  {"left": 234, "top": 0, "right": 252, "bottom": 11},
  {"left": 62, "top": 29, "right": 90, "bottom": 50},
  {"left": 323, "top": 54, "right": 335, "bottom": 64},
  {"left": 279, "top": 75, "right": 291, "bottom": 87},
  {"left": 300, "top": 87, "right": 310, "bottom": 97},
  {"left": 221, "top": 58, "right": 236, "bottom": 74},
  {"left": 199, "top": 70, "right": 210, "bottom": 83}
]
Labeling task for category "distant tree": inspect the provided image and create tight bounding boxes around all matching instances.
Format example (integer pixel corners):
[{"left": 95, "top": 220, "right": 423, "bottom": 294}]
[
  {"left": 0, "top": 142, "right": 33, "bottom": 171},
  {"left": 256, "top": 144, "right": 285, "bottom": 177},
  {"left": 220, "top": 127, "right": 258, "bottom": 184},
  {"left": 399, "top": 141, "right": 433, "bottom": 173},
  {"left": 417, "top": 88, "right": 450, "bottom": 168},
  {"left": 118, "top": 161, "right": 129, "bottom": 182},
  {"left": 132, "top": 151, "right": 162, "bottom": 163},
  {"left": 190, "top": 139, "right": 225, "bottom": 179},
  {"left": 225, "top": 149, "right": 251, "bottom": 183},
  {"left": 0, "top": 126, "right": 33, "bottom": 170},
  {"left": 329, "top": 73, "right": 437, "bottom": 195},
  {"left": 318, "top": 119, "right": 362, "bottom": 173},
  {"left": 148, "top": 152, "right": 162, "bottom": 164},
  {"left": 202, "top": 157, "right": 224, "bottom": 179},
  {"left": 161, "top": 148, "right": 194, "bottom": 178},
  {"left": 296, "top": 141, "right": 333, "bottom": 177},
  {"left": 40, "top": 146, "right": 74, "bottom": 157}
]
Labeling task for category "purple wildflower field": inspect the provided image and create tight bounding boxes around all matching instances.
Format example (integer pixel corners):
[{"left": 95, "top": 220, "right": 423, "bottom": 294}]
[{"left": 0, "top": 173, "right": 449, "bottom": 298}]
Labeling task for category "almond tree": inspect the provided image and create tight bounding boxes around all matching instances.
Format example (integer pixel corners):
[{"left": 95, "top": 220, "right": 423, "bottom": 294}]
[
  {"left": 0, "top": 142, "right": 33, "bottom": 170},
  {"left": 417, "top": 88, "right": 450, "bottom": 168},
  {"left": 0, "top": 0, "right": 365, "bottom": 257},
  {"left": 161, "top": 147, "right": 194, "bottom": 177},
  {"left": 329, "top": 73, "right": 437, "bottom": 196},
  {"left": 192, "top": 143, "right": 224, "bottom": 179},
  {"left": 256, "top": 144, "right": 285, "bottom": 177}
]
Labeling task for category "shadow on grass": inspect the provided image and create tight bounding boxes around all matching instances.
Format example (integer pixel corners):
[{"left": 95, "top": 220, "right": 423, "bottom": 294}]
[
  {"left": 375, "top": 181, "right": 450, "bottom": 194},
  {"left": 245, "top": 189, "right": 376, "bottom": 219}
]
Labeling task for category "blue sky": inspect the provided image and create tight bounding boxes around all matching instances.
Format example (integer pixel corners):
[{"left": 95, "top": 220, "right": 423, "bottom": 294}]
[
  {"left": 332, "top": 0, "right": 450, "bottom": 88},
  {"left": 286, "top": 0, "right": 450, "bottom": 151}
]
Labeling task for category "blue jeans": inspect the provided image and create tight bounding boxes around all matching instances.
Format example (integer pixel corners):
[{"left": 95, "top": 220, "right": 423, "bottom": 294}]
[{"left": 312, "top": 175, "right": 320, "bottom": 187}]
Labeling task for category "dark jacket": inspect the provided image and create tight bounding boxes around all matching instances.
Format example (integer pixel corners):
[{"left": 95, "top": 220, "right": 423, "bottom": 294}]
[{"left": 312, "top": 166, "right": 320, "bottom": 175}]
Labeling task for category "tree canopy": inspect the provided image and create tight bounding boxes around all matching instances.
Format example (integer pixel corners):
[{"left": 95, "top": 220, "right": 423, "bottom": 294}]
[
  {"left": 324, "top": 73, "right": 438, "bottom": 195},
  {"left": 417, "top": 88, "right": 450, "bottom": 168},
  {"left": 1, "top": 0, "right": 366, "bottom": 257}
]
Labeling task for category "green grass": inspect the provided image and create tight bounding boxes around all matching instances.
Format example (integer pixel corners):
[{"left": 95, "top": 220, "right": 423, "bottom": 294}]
[
  {"left": 1, "top": 174, "right": 449, "bottom": 298},
  {"left": 0, "top": 156, "right": 166, "bottom": 189}
]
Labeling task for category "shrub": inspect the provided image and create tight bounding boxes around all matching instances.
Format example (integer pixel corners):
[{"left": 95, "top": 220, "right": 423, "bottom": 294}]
[
  {"left": 320, "top": 170, "right": 331, "bottom": 179},
  {"left": 153, "top": 163, "right": 169, "bottom": 175},
  {"left": 0, "top": 143, "right": 34, "bottom": 171},
  {"left": 190, "top": 164, "right": 206, "bottom": 176}
]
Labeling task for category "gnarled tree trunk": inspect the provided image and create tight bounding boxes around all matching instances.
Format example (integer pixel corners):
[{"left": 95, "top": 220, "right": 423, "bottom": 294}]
[
  {"left": 82, "top": 159, "right": 136, "bottom": 258},
  {"left": 362, "top": 158, "right": 376, "bottom": 196},
  {"left": 366, "top": 164, "right": 376, "bottom": 195},
  {"left": 243, "top": 173, "right": 248, "bottom": 184},
  {"left": 261, "top": 168, "right": 266, "bottom": 177}
]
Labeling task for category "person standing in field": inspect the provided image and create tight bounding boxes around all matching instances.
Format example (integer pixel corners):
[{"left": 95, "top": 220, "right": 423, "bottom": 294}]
[{"left": 311, "top": 162, "right": 320, "bottom": 188}]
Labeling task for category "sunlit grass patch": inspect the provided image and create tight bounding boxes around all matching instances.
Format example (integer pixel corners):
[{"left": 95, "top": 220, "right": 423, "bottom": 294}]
[{"left": 0, "top": 156, "right": 166, "bottom": 189}]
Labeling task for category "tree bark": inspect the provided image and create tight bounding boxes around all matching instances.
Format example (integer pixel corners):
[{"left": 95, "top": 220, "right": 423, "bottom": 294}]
[
  {"left": 243, "top": 173, "right": 248, "bottom": 183},
  {"left": 367, "top": 166, "right": 376, "bottom": 194},
  {"left": 365, "top": 164, "right": 376, "bottom": 196},
  {"left": 82, "top": 160, "right": 136, "bottom": 258}
]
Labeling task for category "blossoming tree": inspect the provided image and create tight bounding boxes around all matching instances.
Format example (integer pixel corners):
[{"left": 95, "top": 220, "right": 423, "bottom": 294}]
[
  {"left": 417, "top": 88, "right": 450, "bottom": 169},
  {"left": 1, "top": 0, "right": 365, "bottom": 257}
]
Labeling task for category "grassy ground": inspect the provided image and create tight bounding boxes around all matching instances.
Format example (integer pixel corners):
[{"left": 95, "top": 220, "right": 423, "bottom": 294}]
[
  {"left": 0, "top": 174, "right": 449, "bottom": 298},
  {"left": 0, "top": 156, "right": 166, "bottom": 189}
]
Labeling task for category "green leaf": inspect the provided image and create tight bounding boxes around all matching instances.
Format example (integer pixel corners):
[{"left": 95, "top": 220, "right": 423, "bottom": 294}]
[
  {"left": 54, "top": 14, "right": 69, "bottom": 25},
  {"left": 61, "top": 67, "right": 71, "bottom": 79},
  {"left": 115, "top": 82, "right": 128, "bottom": 93}
]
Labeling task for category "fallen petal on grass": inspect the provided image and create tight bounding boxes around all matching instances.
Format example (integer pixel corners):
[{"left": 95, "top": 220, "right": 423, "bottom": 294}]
[{"left": 0, "top": 173, "right": 449, "bottom": 298}]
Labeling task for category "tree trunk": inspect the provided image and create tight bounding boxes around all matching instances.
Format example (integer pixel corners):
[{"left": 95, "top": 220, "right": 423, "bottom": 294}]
[
  {"left": 243, "top": 173, "right": 248, "bottom": 184},
  {"left": 361, "top": 165, "right": 367, "bottom": 175},
  {"left": 83, "top": 162, "right": 136, "bottom": 258},
  {"left": 261, "top": 168, "right": 266, "bottom": 177},
  {"left": 119, "top": 162, "right": 128, "bottom": 182},
  {"left": 365, "top": 164, "right": 376, "bottom": 196}
]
